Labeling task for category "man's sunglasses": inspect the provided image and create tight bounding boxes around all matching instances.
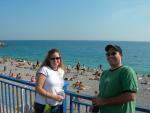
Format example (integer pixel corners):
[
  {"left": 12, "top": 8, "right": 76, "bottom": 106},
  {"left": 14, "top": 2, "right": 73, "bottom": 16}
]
[
  {"left": 50, "top": 57, "right": 61, "bottom": 60},
  {"left": 106, "top": 52, "right": 117, "bottom": 57}
]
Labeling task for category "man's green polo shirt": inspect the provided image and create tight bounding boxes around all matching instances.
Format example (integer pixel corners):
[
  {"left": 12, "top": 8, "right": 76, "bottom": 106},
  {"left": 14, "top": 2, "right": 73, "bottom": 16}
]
[{"left": 99, "top": 66, "right": 138, "bottom": 113}]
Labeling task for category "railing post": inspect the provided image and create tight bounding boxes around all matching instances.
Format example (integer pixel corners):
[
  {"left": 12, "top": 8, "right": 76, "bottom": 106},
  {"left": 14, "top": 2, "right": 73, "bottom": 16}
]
[
  {"left": 70, "top": 95, "right": 74, "bottom": 113},
  {"left": 4, "top": 83, "right": 8, "bottom": 113},
  {"left": 63, "top": 81, "right": 69, "bottom": 113}
]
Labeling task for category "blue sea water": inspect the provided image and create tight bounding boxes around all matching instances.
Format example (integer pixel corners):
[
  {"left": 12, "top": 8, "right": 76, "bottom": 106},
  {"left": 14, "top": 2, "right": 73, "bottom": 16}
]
[{"left": 0, "top": 40, "right": 150, "bottom": 74}]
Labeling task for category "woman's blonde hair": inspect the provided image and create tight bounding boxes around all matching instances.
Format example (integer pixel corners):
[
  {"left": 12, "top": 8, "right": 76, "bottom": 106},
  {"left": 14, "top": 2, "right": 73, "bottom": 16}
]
[{"left": 41, "top": 48, "right": 64, "bottom": 69}]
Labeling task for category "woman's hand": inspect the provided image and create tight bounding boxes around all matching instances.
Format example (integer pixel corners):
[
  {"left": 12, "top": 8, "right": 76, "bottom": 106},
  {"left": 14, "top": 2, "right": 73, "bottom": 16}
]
[{"left": 53, "top": 94, "right": 64, "bottom": 102}]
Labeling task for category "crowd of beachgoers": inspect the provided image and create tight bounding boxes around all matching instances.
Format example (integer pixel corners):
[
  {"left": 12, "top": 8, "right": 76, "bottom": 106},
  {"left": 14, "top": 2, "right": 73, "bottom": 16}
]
[
  {"left": 0, "top": 57, "right": 150, "bottom": 108},
  {"left": 0, "top": 57, "right": 102, "bottom": 92}
]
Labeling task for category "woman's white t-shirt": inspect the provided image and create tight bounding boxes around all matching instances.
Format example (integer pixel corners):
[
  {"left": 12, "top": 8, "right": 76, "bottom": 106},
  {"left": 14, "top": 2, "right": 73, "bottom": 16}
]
[{"left": 35, "top": 66, "right": 64, "bottom": 106}]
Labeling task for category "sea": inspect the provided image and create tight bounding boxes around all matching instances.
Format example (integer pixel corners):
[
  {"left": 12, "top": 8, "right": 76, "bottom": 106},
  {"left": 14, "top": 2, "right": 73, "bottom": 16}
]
[{"left": 0, "top": 40, "right": 150, "bottom": 75}]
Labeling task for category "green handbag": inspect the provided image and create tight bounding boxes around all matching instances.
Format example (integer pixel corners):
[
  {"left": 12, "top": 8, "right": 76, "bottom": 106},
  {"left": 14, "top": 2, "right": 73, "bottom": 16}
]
[{"left": 43, "top": 104, "right": 51, "bottom": 113}]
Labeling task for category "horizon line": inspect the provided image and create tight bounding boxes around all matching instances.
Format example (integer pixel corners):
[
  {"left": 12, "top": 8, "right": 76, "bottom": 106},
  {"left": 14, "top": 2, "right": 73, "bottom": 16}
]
[{"left": 1, "top": 39, "right": 150, "bottom": 43}]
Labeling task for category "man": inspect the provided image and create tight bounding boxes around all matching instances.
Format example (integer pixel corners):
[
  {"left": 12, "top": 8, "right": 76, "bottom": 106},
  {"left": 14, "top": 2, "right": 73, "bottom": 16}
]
[{"left": 90, "top": 44, "right": 138, "bottom": 113}]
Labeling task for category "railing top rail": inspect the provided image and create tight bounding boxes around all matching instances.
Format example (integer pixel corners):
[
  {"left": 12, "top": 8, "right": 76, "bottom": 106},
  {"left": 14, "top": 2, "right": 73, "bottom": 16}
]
[
  {"left": 136, "top": 107, "right": 150, "bottom": 113},
  {"left": 0, "top": 74, "right": 35, "bottom": 86}
]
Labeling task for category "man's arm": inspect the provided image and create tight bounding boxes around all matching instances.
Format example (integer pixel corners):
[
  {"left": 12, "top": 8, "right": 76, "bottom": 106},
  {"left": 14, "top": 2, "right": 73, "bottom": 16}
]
[{"left": 93, "top": 92, "right": 136, "bottom": 106}]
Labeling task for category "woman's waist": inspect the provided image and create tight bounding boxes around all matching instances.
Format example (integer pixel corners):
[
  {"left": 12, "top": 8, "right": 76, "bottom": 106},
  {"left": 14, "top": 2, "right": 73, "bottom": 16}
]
[
  {"left": 34, "top": 102, "right": 62, "bottom": 107},
  {"left": 35, "top": 93, "right": 63, "bottom": 105}
]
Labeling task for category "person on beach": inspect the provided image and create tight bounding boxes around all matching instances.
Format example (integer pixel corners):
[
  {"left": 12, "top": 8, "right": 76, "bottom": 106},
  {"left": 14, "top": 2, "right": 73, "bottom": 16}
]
[
  {"left": 66, "top": 64, "right": 71, "bottom": 73},
  {"left": 90, "top": 44, "right": 138, "bottom": 113},
  {"left": 36, "top": 60, "right": 40, "bottom": 67},
  {"left": 76, "top": 61, "right": 80, "bottom": 74},
  {"left": 31, "top": 75, "right": 36, "bottom": 83},
  {"left": 4, "top": 65, "right": 6, "bottom": 72},
  {"left": 94, "top": 91, "right": 98, "bottom": 96},
  {"left": 34, "top": 48, "right": 65, "bottom": 113}
]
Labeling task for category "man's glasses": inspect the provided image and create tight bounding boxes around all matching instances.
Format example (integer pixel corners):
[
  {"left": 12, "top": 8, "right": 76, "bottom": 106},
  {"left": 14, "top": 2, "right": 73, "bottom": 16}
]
[
  {"left": 106, "top": 52, "right": 117, "bottom": 57},
  {"left": 50, "top": 57, "right": 61, "bottom": 60}
]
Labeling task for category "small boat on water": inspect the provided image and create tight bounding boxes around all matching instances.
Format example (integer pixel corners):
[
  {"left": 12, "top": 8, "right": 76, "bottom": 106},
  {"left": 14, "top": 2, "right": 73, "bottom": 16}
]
[{"left": 0, "top": 42, "right": 5, "bottom": 47}]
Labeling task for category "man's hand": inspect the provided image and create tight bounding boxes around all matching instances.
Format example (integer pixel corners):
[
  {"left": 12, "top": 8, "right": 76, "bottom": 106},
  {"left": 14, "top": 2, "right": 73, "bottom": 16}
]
[{"left": 92, "top": 97, "right": 105, "bottom": 106}]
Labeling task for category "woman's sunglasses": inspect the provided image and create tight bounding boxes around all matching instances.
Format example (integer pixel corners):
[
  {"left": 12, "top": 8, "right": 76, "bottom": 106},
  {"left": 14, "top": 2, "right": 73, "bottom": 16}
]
[
  {"left": 50, "top": 57, "right": 61, "bottom": 60},
  {"left": 106, "top": 52, "right": 117, "bottom": 57}
]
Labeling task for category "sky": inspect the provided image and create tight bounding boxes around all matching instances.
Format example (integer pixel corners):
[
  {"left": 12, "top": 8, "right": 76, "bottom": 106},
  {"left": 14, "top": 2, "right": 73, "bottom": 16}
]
[{"left": 0, "top": 0, "right": 150, "bottom": 41}]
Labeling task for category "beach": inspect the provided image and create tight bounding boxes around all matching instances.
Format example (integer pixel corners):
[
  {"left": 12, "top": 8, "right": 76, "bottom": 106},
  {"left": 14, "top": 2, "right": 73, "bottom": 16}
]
[{"left": 0, "top": 57, "right": 150, "bottom": 109}]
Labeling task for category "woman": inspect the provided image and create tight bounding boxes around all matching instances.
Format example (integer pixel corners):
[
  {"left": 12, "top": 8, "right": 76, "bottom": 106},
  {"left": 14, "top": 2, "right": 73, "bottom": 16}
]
[{"left": 34, "top": 48, "right": 65, "bottom": 113}]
